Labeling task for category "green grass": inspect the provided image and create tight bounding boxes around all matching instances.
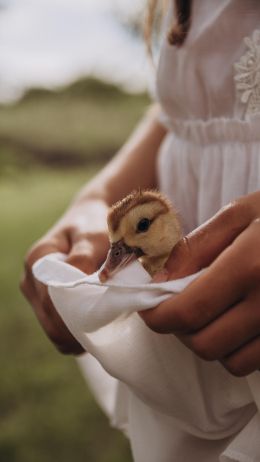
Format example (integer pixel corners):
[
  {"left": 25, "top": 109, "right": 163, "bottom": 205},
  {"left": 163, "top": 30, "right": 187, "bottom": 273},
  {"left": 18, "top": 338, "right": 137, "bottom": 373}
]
[
  {"left": 0, "top": 78, "right": 148, "bottom": 461},
  {"left": 0, "top": 78, "right": 150, "bottom": 166},
  {"left": 0, "top": 167, "right": 132, "bottom": 462}
]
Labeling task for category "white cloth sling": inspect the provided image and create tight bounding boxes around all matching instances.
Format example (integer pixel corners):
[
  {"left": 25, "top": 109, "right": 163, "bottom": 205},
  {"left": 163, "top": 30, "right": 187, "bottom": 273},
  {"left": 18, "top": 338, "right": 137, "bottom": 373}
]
[
  {"left": 33, "top": 253, "right": 260, "bottom": 462},
  {"left": 33, "top": 252, "right": 201, "bottom": 334}
]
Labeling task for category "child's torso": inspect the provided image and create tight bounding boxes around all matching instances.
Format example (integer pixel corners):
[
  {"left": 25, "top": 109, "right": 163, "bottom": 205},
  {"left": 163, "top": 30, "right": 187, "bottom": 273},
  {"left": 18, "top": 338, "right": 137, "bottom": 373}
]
[
  {"left": 156, "top": 0, "right": 260, "bottom": 233},
  {"left": 157, "top": 0, "right": 260, "bottom": 122}
]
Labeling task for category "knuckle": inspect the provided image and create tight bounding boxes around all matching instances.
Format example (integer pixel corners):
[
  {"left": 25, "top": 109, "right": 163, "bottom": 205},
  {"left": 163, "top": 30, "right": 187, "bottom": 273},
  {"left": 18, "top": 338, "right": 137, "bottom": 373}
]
[
  {"left": 219, "top": 202, "right": 237, "bottom": 221},
  {"left": 190, "top": 334, "right": 216, "bottom": 361},
  {"left": 66, "top": 252, "right": 83, "bottom": 265},
  {"left": 219, "top": 200, "right": 248, "bottom": 226},
  {"left": 143, "top": 313, "right": 165, "bottom": 333},
  {"left": 67, "top": 254, "right": 95, "bottom": 274},
  {"left": 141, "top": 309, "right": 169, "bottom": 334},
  {"left": 24, "top": 240, "right": 51, "bottom": 270},
  {"left": 251, "top": 218, "right": 260, "bottom": 228},
  {"left": 64, "top": 224, "right": 78, "bottom": 236}
]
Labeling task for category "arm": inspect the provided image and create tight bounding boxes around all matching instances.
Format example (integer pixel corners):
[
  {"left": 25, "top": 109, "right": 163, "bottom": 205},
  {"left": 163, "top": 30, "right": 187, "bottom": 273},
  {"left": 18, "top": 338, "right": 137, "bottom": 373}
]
[
  {"left": 75, "top": 105, "right": 166, "bottom": 205},
  {"left": 21, "top": 106, "right": 167, "bottom": 354},
  {"left": 141, "top": 191, "right": 260, "bottom": 376}
]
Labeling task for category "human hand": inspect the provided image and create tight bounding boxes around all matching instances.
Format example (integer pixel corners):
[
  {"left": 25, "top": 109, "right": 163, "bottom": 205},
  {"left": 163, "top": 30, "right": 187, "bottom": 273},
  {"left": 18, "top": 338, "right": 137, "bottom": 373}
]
[
  {"left": 141, "top": 191, "right": 260, "bottom": 376},
  {"left": 21, "top": 199, "right": 109, "bottom": 355}
]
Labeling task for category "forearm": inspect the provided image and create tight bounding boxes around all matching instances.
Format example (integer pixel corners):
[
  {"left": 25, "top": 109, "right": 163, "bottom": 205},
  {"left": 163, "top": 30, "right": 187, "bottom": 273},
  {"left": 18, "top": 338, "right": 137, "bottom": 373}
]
[
  {"left": 46, "top": 105, "right": 167, "bottom": 251},
  {"left": 21, "top": 105, "right": 167, "bottom": 354},
  {"left": 73, "top": 105, "right": 167, "bottom": 207}
]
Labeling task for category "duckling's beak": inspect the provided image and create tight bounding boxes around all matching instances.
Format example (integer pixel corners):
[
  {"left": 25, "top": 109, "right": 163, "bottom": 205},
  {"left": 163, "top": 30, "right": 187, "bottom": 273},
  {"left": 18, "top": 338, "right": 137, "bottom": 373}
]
[{"left": 98, "top": 240, "right": 140, "bottom": 282}]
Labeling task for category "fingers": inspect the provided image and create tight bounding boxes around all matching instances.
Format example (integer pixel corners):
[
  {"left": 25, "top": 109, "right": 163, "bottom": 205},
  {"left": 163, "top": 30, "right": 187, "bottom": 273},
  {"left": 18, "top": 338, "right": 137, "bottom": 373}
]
[
  {"left": 141, "top": 241, "right": 248, "bottom": 334},
  {"left": 178, "top": 290, "right": 260, "bottom": 361},
  {"left": 66, "top": 232, "right": 109, "bottom": 274},
  {"left": 141, "top": 219, "right": 260, "bottom": 334},
  {"left": 21, "top": 202, "right": 110, "bottom": 355},
  {"left": 66, "top": 240, "right": 97, "bottom": 274},
  {"left": 221, "top": 336, "right": 260, "bottom": 377},
  {"left": 21, "top": 235, "right": 85, "bottom": 355},
  {"left": 25, "top": 237, "right": 69, "bottom": 269},
  {"left": 21, "top": 261, "right": 84, "bottom": 355},
  {"left": 22, "top": 230, "right": 109, "bottom": 351},
  {"left": 141, "top": 216, "right": 260, "bottom": 376},
  {"left": 166, "top": 200, "right": 253, "bottom": 279},
  {"left": 180, "top": 296, "right": 260, "bottom": 376}
]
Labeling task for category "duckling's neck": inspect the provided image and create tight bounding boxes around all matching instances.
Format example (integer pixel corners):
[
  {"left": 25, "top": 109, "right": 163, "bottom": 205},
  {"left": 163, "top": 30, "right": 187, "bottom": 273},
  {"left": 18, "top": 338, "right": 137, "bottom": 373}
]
[{"left": 140, "top": 254, "right": 169, "bottom": 277}]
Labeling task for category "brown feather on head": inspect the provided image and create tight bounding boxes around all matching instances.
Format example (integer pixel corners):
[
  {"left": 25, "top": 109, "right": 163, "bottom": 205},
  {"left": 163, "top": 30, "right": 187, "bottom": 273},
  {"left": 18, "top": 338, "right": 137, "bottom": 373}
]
[
  {"left": 99, "top": 189, "right": 181, "bottom": 282},
  {"left": 107, "top": 189, "right": 171, "bottom": 234}
]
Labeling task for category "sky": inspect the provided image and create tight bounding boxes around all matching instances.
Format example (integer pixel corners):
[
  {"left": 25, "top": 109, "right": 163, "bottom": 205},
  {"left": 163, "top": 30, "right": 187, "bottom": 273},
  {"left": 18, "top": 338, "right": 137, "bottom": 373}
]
[{"left": 0, "top": 0, "right": 152, "bottom": 102}]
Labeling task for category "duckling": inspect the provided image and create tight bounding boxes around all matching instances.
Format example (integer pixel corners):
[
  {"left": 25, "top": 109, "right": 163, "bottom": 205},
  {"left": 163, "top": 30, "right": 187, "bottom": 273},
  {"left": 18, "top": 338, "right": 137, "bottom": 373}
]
[{"left": 98, "top": 190, "right": 181, "bottom": 282}]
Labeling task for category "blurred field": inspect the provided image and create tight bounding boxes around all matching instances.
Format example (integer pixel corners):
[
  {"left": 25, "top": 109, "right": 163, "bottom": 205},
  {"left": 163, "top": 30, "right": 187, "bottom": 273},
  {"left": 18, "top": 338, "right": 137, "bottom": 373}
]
[
  {"left": 0, "top": 78, "right": 150, "bottom": 170},
  {"left": 0, "top": 79, "right": 150, "bottom": 462}
]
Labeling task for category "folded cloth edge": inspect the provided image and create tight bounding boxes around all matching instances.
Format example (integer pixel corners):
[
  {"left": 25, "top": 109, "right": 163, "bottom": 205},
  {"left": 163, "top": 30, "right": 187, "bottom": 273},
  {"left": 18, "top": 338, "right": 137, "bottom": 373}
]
[{"left": 33, "top": 252, "right": 203, "bottom": 293}]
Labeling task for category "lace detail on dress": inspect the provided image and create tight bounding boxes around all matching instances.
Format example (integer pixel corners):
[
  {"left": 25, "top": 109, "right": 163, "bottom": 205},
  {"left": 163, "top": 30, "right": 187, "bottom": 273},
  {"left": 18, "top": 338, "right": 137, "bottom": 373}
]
[{"left": 234, "top": 29, "right": 260, "bottom": 117}]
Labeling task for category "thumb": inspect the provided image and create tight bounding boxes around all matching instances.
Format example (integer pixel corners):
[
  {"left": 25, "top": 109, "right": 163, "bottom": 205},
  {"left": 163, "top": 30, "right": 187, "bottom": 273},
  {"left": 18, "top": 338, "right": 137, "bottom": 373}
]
[
  {"left": 166, "top": 201, "right": 252, "bottom": 279},
  {"left": 66, "top": 232, "right": 109, "bottom": 275}
]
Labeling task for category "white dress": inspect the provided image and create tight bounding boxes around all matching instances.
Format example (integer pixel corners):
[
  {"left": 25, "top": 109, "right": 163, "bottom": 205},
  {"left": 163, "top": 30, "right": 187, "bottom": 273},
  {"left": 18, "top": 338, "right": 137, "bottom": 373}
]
[{"left": 77, "top": 1, "right": 260, "bottom": 460}]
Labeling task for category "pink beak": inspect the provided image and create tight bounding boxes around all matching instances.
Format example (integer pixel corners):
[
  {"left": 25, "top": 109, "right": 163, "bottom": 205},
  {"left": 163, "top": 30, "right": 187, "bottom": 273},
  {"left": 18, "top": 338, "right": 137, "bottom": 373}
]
[{"left": 98, "top": 240, "right": 139, "bottom": 282}]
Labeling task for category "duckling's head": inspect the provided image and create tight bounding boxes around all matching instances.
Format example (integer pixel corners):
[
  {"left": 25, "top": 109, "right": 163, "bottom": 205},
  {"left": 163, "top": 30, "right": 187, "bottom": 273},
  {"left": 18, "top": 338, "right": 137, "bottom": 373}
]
[{"left": 99, "top": 190, "right": 181, "bottom": 282}]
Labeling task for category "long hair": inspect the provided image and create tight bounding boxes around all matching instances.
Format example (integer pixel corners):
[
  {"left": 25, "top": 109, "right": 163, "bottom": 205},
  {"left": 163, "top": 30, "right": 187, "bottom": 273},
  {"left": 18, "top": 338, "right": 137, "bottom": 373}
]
[{"left": 144, "top": 0, "right": 192, "bottom": 53}]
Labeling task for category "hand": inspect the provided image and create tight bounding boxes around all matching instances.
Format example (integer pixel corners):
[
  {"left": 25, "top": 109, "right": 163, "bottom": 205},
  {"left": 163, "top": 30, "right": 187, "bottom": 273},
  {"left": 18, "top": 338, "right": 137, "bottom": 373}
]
[
  {"left": 21, "top": 199, "right": 109, "bottom": 355},
  {"left": 141, "top": 191, "right": 260, "bottom": 376}
]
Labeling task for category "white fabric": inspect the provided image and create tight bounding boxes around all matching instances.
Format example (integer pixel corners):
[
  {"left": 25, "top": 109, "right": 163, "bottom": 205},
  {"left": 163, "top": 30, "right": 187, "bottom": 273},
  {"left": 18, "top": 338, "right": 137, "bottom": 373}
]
[
  {"left": 34, "top": 253, "right": 259, "bottom": 462},
  {"left": 33, "top": 253, "right": 201, "bottom": 334},
  {"left": 34, "top": 1, "right": 260, "bottom": 461}
]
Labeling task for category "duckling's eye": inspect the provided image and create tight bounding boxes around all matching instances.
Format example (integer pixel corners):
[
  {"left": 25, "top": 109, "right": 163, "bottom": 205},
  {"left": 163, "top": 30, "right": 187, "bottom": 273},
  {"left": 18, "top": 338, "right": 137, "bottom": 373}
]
[{"left": 137, "top": 218, "right": 151, "bottom": 233}]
